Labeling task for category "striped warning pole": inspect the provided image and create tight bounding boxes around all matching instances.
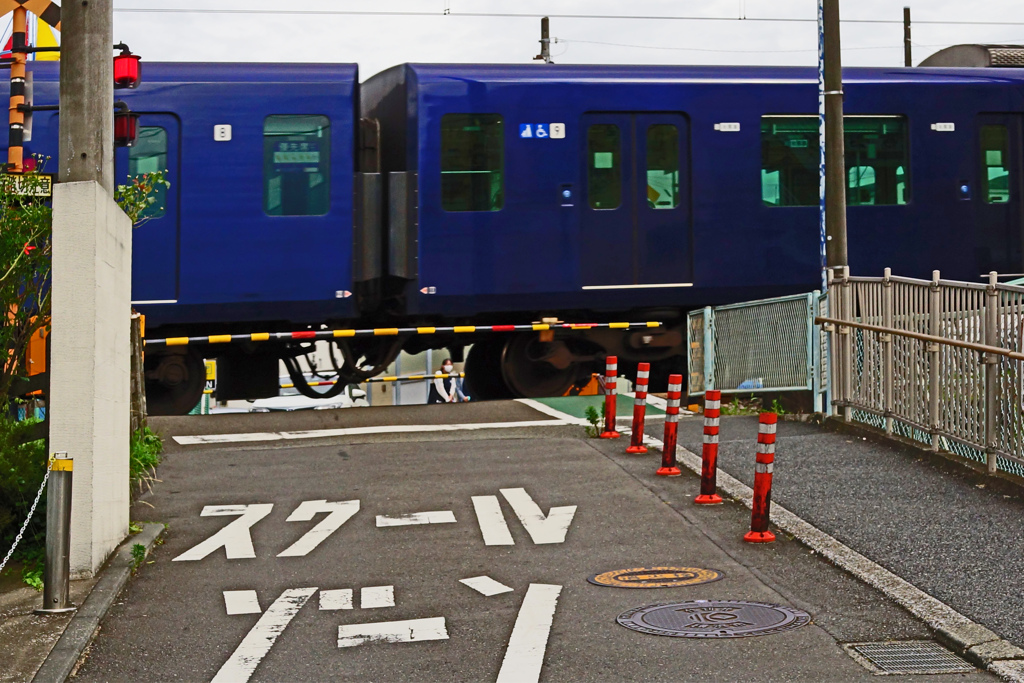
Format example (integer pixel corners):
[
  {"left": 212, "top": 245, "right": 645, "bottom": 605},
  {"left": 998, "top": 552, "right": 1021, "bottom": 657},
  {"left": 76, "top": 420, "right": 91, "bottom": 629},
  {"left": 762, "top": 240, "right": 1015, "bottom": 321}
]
[
  {"left": 743, "top": 412, "right": 778, "bottom": 543},
  {"left": 599, "top": 356, "right": 620, "bottom": 439},
  {"left": 656, "top": 374, "right": 683, "bottom": 476},
  {"left": 625, "top": 362, "right": 650, "bottom": 454},
  {"left": 694, "top": 390, "right": 723, "bottom": 504}
]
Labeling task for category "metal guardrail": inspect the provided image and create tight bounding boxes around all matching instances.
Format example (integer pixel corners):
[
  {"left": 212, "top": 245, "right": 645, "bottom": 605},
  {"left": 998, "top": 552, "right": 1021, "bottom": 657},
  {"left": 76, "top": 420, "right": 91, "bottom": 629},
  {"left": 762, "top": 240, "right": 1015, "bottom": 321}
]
[
  {"left": 687, "top": 292, "right": 828, "bottom": 412},
  {"left": 823, "top": 267, "right": 1024, "bottom": 477}
]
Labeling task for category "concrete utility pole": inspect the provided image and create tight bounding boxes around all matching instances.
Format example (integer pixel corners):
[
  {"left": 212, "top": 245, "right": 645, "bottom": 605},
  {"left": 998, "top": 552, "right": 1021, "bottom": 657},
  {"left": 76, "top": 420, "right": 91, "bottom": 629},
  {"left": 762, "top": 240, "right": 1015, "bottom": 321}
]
[
  {"left": 59, "top": 0, "right": 114, "bottom": 192},
  {"left": 823, "top": 0, "right": 848, "bottom": 268},
  {"left": 903, "top": 7, "right": 912, "bottom": 67},
  {"left": 7, "top": 5, "right": 27, "bottom": 172},
  {"left": 534, "top": 17, "right": 553, "bottom": 64}
]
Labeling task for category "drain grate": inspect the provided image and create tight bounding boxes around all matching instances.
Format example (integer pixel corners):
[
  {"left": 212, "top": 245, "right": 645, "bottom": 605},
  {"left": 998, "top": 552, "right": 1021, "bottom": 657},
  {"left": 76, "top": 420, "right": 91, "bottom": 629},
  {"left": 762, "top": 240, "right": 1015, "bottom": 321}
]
[{"left": 845, "top": 641, "right": 974, "bottom": 675}]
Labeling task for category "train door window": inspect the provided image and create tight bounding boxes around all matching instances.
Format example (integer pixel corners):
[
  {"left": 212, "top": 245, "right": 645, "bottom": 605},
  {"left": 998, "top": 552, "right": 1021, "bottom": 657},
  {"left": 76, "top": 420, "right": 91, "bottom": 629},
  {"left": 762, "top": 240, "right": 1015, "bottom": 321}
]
[
  {"left": 646, "top": 124, "right": 679, "bottom": 209},
  {"left": 263, "top": 115, "right": 330, "bottom": 216},
  {"left": 588, "top": 124, "right": 621, "bottom": 209},
  {"left": 761, "top": 115, "right": 909, "bottom": 206},
  {"left": 128, "top": 127, "right": 167, "bottom": 219},
  {"left": 981, "top": 125, "right": 1010, "bottom": 203},
  {"left": 441, "top": 113, "right": 504, "bottom": 212}
]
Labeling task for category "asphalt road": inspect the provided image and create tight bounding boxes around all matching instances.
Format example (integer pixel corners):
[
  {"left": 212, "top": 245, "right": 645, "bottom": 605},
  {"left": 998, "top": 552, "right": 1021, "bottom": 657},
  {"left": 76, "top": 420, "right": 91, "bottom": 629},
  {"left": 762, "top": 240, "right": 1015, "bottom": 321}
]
[
  {"left": 675, "top": 415, "right": 1024, "bottom": 649},
  {"left": 72, "top": 403, "right": 994, "bottom": 682}
]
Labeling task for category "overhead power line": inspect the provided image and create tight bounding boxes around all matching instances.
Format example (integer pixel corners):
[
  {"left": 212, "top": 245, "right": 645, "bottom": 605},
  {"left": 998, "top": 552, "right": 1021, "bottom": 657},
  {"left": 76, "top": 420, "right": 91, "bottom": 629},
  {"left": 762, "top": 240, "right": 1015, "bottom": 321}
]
[{"left": 111, "top": 7, "right": 1024, "bottom": 28}]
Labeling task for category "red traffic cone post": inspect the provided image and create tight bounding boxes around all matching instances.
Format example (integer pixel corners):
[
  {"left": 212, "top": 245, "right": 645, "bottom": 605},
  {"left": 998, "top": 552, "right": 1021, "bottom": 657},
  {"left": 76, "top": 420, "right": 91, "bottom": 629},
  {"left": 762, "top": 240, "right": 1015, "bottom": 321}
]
[
  {"left": 656, "top": 374, "right": 683, "bottom": 476},
  {"left": 744, "top": 412, "right": 778, "bottom": 543},
  {"left": 694, "top": 390, "right": 723, "bottom": 504},
  {"left": 626, "top": 362, "right": 650, "bottom": 453},
  {"left": 599, "top": 356, "right": 620, "bottom": 439}
]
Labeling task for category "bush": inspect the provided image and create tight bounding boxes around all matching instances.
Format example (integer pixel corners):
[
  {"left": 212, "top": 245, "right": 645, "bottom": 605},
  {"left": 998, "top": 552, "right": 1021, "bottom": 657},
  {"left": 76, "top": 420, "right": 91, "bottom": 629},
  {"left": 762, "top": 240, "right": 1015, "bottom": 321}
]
[
  {"left": 0, "top": 416, "right": 47, "bottom": 548},
  {"left": 130, "top": 426, "right": 163, "bottom": 494}
]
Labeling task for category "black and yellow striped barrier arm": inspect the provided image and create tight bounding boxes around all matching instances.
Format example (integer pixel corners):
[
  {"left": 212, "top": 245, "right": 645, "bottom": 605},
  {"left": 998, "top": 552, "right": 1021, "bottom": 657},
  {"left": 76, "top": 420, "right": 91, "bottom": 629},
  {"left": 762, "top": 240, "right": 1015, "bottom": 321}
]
[{"left": 144, "top": 322, "right": 662, "bottom": 348}]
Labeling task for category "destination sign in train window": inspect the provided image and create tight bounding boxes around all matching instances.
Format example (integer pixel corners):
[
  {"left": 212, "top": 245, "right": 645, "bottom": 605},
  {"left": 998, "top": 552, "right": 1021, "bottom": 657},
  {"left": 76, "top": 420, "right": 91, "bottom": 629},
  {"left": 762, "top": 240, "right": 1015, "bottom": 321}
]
[
  {"left": 129, "top": 127, "right": 167, "bottom": 219},
  {"left": 760, "top": 116, "right": 909, "bottom": 207},
  {"left": 263, "top": 115, "right": 330, "bottom": 216},
  {"left": 441, "top": 114, "right": 504, "bottom": 212}
]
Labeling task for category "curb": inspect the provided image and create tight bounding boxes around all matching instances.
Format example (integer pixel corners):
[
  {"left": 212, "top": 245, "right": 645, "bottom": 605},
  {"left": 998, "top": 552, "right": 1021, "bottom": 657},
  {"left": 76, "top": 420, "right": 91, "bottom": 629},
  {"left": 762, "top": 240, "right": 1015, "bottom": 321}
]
[{"left": 32, "top": 522, "right": 165, "bottom": 682}]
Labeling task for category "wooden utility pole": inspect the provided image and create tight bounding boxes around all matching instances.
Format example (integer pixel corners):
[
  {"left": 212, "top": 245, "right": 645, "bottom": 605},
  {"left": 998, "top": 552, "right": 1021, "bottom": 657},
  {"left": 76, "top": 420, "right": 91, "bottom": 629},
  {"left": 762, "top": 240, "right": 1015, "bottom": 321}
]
[
  {"left": 534, "top": 17, "right": 553, "bottom": 64},
  {"left": 903, "top": 7, "right": 912, "bottom": 67},
  {"left": 823, "top": 0, "right": 848, "bottom": 268},
  {"left": 59, "top": 0, "right": 113, "bottom": 192}
]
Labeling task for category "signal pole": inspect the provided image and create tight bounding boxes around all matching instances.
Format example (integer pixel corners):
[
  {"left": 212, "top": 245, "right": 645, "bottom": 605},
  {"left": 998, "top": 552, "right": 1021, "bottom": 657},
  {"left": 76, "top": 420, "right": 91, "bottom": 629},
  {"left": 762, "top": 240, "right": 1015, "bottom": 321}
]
[
  {"left": 7, "top": 5, "right": 27, "bottom": 171},
  {"left": 903, "top": 7, "right": 912, "bottom": 67},
  {"left": 534, "top": 17, "right": 553, "bottom": 64},
  {"left": 823, "top": 0, "right": 848, "bottom": 269},
  {"left": 59, "top": 0, "right": 114, "bottom": 192}
]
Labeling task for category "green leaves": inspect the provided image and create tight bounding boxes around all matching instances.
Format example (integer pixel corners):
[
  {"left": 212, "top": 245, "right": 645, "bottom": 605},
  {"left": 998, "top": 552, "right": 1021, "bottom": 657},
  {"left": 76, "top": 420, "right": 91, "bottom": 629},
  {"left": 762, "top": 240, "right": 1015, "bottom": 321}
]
[{"left": 114, "top": 170, "right": 171, "bottom": 227}]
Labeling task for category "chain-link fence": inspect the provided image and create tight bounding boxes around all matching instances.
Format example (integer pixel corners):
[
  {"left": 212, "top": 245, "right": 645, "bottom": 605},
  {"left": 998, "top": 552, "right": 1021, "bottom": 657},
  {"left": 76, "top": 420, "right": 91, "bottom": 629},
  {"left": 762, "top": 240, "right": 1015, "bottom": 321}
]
[
  {"left": 822, "top": 269, "right": 1024, "bottom": 476},
  {"left": 686, "top": 292, "right": 828, "bottom": 412}
]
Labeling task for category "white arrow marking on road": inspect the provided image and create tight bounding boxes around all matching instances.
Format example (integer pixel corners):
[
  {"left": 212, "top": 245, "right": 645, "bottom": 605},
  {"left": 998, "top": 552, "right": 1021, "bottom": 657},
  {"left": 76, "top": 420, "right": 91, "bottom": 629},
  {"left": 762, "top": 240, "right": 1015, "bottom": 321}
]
[
  {"left": 499, "top": 488, "right": 577, "bottom": 545},
  {"left": 173, "top": 504, "right": 274, "bottom": 562},
  {"left": 375, "top": 511, "right": 457, "bottom": 527},
  {"left": 471, "top": 495, "right": 515, "bottom": 546},
  {"left": 277, "top": 500, "right": 360, "bottom": 558},
  {"left": 459, "top": 576, "right": 513, "bottom": 596},
  {"left": 211, "top": 587, "right": 317, "bottom": 683},
  {"left": 496, "top": 583, "right": 563, "bottom": 683},
  {"left": 223, "top": 590, "right": 261, "bottom": 615},
  {"left": 337, "top": 617, "right": 449, "bottom": 648},
  {"left": 319, "top": 589, "right": 354, "bottom": 611},
  {"left": 360, "top": 585, "right": 395, "bottom": 609}
]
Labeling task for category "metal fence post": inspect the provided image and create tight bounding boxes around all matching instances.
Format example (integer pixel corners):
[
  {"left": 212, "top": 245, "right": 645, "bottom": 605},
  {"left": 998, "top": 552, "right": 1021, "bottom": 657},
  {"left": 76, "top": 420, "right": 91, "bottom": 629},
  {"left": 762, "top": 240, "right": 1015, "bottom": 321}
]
[
  {"left": 882, "top": 268, "right": 894, "bottom": 436},
  {"left": 810, "top": 291, "right": 822, "bottom": 413},
  {"left": 984, "top": 271, "right": 999, "bottom": 474},
  {"left": 841, "top": 266, "right": 853, "bottom": 422},
  {"left": 36, "top": 452, "right": 75, "bottom": 614},
  {"left": 702, "top": 306, "right": 715, "bottom": 394},
  {"left": 928, "top": 270, "right": 941, "bottom": 451}
]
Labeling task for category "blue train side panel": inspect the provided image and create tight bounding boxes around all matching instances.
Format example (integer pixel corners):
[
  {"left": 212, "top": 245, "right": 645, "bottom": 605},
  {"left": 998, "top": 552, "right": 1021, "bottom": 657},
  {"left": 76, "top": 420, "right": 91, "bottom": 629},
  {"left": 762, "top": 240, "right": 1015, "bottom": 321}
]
[
  {"left": 18, "top": 62, "right": 360, "bottom": 331},
  {"left": 362, "top": 63, "right": 1024, "bottom": 319}
]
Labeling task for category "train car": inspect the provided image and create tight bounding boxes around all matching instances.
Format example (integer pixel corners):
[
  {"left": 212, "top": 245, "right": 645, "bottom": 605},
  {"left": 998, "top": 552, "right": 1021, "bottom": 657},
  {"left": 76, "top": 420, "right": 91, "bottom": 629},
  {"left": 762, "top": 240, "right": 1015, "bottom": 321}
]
[
  {"left": 18, "top": 61, "right": 386, "bottom": 414},
  {"left": 361, "top": 62, "right": 1024, "bottom": 397}
]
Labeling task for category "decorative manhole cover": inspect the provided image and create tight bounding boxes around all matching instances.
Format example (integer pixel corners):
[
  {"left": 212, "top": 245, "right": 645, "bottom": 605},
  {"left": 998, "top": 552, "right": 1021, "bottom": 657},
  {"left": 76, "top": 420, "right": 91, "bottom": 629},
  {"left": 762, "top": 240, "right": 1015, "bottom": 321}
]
[
  {"left": 588, "top": 567, "right": 724, "bottom": 589},
  {"left": 617, "top": 600, "right": 811, "bottom": 639}
]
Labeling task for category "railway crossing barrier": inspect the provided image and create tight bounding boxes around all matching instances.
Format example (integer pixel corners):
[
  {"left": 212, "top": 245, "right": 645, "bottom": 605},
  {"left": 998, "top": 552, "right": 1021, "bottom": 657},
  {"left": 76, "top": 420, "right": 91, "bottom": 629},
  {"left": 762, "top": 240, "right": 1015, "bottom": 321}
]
[
  {"left": 626, "top": 363, "right": 650, "bottom": 454},
  {"left": 656, "top": 375, "right": 683, "bottom": 477},
  {"left": 694, "top": 390, "right": 723, "bottom": 504},
  {"left": 599, "top": 356, "right": 620, "bottom": 439}
]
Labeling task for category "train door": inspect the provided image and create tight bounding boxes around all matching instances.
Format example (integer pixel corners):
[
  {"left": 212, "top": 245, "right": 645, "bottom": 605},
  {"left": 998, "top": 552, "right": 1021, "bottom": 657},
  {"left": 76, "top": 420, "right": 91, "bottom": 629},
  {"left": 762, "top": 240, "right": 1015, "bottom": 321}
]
[
  {"left": 115, "top": 113, "right": 180, "bottom": 303},
  {"left": 976, "top": 114, "right": 1024, "bottom": 276},
  {"left": 580, "top": 112, "right": 691, "bottom": 288}
]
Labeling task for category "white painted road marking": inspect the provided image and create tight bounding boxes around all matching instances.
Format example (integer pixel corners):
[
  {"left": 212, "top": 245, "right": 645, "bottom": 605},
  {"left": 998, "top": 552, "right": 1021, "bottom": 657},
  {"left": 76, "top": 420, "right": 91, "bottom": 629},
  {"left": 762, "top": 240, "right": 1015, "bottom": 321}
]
[
  {"left": 319, "top": 589, "right": 353, "bottom": 611},
  {"left": 277, "top": 500, "right": 360, "bottom": 558},
  {"left": 173, "top": 504, "right": 274, "bottom": 562},
  {"left": 211, "top": 587, "right": 316, "bottom": 683},
  {"left": 360, "top": 585, "right": 395, "bottom": 609},
  {"left": 459, "top": 576, "right": 513, "bottom": 596},
  {"left": 223, "top": 590, "right": 261, "bottom": 616},
  {"left": 337, "top": 617, "right": 449, "bottom": 648},
  {"left": 173, "top": 419, "right": 573, "bottom": 445},
  {"left": 375, "top": 511, "right": 457, "bottom": 527},
  {"left": 496, "top": 584, "right": 563, "bottom": 683},
  {"left": 471, "top": 495, "right": 515, "bottom": 546},
  {"left": 500, "top": 488, "right": 577, "bottom": 545}
]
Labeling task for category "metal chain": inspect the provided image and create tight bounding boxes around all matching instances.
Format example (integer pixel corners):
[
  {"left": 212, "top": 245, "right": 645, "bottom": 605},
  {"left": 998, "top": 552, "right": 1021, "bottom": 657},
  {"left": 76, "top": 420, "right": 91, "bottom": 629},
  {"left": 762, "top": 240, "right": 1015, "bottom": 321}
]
[{"left": 0, "top": 454, "right": 55, "bottom": 576}]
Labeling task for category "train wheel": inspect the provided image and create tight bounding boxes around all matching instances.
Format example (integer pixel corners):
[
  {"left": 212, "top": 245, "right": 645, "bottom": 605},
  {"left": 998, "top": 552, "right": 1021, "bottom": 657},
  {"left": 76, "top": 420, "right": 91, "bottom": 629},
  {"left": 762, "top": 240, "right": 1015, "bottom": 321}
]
[
  {"left": 145, "top": 348, "right": 205, "bottom": 416},
  {"left": 500, "top": 335, "right": 578, "bottom": 398},
  {"left": 464, "top": 339, "right": 513, "bottom": 400}
]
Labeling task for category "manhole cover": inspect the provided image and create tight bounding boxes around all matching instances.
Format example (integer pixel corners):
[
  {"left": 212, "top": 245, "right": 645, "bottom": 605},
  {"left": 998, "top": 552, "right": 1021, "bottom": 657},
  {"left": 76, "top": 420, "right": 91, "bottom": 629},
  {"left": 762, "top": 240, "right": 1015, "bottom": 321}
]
[
  {"left": 588, "top": 567, "right": 724, "bottom": 589},
  {"left": 617, "top": 600, "right": 810, "bottom": 639},
  {"left": 845, "top": 641, "right": 974, "bottom": 675}
]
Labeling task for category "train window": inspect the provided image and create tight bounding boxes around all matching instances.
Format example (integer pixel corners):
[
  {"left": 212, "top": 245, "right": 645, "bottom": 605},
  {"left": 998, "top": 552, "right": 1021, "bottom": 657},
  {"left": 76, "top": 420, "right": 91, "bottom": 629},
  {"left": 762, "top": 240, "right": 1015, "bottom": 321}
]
[
  {"left": 588, "top": 125, "right": 621, "bottom": 209},
  {"left": 646, "top": 124, "right": 679, "bottom": 209},
  {"left": 761, "top": 116, "right": 909, "bottom": 206},
  {"left": 263, "top": 115, "right": 330, "bottom": 216},
  {"left": 441, "top": 114, "right": 504, "bottom": 212},
  {"left": 981, "top": 125, "right": 1010, "bottom": 204},
  {"left": 128, "top": 127, "right": 167, "bottom": 219}
]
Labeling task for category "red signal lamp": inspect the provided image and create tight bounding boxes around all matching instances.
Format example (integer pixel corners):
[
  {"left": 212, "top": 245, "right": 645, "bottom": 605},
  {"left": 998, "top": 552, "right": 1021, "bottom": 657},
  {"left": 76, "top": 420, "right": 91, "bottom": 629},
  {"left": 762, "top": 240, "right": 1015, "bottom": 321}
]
[
  {"left": 114, "top": 103, "right": 139, "bottom": 147},
  {"left": 113, "top": 43, "right": 141, "bottom": 89}
]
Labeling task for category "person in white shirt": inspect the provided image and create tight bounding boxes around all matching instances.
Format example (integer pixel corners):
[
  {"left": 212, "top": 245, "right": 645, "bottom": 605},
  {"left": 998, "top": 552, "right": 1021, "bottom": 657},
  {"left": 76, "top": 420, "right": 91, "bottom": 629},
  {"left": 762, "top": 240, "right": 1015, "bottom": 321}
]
[{"left": 428, "top": 358, "right": 463, "bottom": 403}]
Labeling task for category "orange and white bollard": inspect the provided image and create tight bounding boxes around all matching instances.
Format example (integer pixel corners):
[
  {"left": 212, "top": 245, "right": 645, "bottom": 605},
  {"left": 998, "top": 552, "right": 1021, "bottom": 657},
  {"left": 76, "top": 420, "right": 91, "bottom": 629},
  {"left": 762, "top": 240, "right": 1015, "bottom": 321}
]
[
  {"left": 599, "top": 356, "right": 620, "bottom": 439},
  {"left": 694, "top": 390, "right": 723, "bottom": 504},
  {"left": 626, "top": 362, "right": 650, "bottom": 453},
  {"left": 656, "top": 374, "right": 683, "bottom": 476},
  {"left": 743, "top": 412, "right": 778, "bottom": 543}
]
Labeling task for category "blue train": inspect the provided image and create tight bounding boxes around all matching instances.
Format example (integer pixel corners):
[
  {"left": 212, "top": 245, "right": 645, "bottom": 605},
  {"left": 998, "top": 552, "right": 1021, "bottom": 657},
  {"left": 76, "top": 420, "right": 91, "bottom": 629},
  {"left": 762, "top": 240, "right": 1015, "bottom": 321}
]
[{"left": 14, "top": 52, "right": 1024, "bottom": 412}]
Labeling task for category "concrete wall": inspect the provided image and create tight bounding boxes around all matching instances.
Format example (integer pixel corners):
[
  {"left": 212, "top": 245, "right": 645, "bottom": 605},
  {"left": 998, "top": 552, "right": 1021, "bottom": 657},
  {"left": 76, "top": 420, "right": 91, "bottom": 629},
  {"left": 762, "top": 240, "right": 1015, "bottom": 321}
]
[{"left": 49, "top": 181, "right": 132, "bottom": 577}]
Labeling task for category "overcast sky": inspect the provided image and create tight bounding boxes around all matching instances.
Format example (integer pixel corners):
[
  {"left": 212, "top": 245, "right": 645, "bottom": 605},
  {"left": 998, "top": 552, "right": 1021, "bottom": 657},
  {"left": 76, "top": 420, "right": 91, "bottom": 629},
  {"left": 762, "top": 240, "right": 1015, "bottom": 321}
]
[{"left": 109, "top": 0, "right": 1024, "bottom": 80}]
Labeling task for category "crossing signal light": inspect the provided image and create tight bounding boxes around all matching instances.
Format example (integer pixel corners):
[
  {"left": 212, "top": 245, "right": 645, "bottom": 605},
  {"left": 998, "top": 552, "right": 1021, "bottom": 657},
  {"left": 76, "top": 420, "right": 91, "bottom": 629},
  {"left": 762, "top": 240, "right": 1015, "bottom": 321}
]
[
  {"left": 113, "top": 43, "right": 141, "bottom": 89},
  {"left": 114, "top": 102, "right": 139, "bottom": 147}
]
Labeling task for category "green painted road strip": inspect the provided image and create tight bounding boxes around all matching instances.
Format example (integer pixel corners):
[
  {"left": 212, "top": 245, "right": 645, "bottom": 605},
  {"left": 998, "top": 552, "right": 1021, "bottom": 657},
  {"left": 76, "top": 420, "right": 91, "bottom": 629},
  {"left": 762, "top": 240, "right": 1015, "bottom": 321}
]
[{"left": 533, "top": 395, "right": 664, "bottom": 420}]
